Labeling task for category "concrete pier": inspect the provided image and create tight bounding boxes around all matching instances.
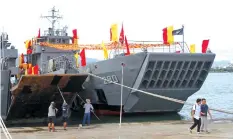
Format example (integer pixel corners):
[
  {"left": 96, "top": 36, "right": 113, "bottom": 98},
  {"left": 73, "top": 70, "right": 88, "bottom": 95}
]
[{"left": 1, "top": 120, "right": 233, "bottom": 139}]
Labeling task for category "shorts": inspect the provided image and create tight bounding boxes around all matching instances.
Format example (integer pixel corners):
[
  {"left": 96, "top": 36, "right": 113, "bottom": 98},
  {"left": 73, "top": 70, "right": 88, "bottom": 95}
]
[
  {"left": 62, "top": 117, "right": 68, "bottom": 122},
  {"left": 48, "top": 116, "right": 56, "bottom": 123}
]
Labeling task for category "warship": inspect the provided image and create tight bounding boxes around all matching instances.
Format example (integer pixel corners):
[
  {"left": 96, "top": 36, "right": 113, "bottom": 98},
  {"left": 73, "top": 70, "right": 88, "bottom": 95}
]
[{"left": 0, "top": 7, "right": 216, "bottom": 121}]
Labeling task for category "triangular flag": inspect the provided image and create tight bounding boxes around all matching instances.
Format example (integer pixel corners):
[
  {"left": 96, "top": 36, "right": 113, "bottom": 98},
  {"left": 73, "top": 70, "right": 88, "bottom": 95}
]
[
  {"left": 125, "top": 36, "right": 130, "bottom": 55},
  {"left": 119, "top": 23, "right": 124, "bottom": 45},
  {"left": 80, "top": 49, "right": 86, "bottom": 66}
]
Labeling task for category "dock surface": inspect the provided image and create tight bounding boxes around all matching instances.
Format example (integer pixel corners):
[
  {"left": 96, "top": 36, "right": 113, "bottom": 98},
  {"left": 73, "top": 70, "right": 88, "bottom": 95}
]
[{"left": 1, "top": 120, "right": 233, "bottom": 139}]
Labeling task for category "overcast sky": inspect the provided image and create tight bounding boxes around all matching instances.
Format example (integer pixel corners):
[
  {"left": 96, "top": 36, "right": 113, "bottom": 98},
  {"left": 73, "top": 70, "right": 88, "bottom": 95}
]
[{"left": 0, "top": 0, "right": 232, "bottom": 61}]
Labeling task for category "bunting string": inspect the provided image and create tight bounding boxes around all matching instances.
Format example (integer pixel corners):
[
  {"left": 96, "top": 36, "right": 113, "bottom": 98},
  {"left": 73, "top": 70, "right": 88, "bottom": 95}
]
[{"left": 39, "top": 42, "right": 180, "bottom": 51}]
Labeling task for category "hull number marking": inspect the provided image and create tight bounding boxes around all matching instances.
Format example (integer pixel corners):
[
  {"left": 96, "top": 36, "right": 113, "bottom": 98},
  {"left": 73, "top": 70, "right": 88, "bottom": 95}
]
[{"left": 103, "top": 75, "right": 119, "bottom": 84}]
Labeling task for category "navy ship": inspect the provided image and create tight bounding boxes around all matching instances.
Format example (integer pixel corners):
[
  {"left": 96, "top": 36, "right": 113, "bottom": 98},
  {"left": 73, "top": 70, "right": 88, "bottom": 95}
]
[{"left": 0, "top": 7, "right": 215, "bottom": 121}]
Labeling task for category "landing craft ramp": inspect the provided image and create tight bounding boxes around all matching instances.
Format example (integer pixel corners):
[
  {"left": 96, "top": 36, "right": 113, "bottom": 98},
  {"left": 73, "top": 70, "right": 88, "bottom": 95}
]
[{"left": 6, "top": 74, "right": 88, "bottom": 120}]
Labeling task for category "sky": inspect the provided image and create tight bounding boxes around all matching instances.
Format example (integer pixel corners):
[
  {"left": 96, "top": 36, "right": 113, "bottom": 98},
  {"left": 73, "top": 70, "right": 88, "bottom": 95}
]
[{"left": 0, "top": 0, "right": 233, "bottom": 61}]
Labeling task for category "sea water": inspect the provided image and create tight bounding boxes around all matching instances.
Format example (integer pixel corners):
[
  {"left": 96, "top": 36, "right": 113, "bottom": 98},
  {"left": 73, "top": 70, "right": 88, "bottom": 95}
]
[{"left": 179, "top": 73, "right": 233, "bottom": 120}]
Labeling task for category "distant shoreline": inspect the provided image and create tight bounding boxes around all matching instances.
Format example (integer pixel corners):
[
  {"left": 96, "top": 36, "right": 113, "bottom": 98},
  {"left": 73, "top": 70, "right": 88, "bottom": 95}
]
[{"left": 210, "top": 69, "right": 233, "bottom": 73}]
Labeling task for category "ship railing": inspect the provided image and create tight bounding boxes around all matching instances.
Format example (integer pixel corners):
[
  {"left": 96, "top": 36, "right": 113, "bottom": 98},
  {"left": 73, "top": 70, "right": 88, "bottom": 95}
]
[
  {"left": 43, "top": 28, "right": 68, "bottom": 37},
  {"left": 126, "top": 40, "right": 190, "bottom": 53}
]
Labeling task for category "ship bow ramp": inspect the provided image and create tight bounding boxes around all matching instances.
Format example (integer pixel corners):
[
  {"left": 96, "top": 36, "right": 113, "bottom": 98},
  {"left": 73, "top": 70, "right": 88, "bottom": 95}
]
[
  {"left": 124, "top": 52, "right": 215, "bottom": 113},
  {"left": 6, "top": 74, "right": 88, "bottom": 120}
]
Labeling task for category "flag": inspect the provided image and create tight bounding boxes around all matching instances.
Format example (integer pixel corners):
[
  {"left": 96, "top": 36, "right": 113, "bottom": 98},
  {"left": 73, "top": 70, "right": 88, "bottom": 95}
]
[
  {"left": 22, "top": 63, "right": 28, "bottom": 69},
  {"left": 101, "top": 41, "right": 108, "bottom": 59},
  {"left": 190, "top": 44, "right": 196, "bottom": 53},
  {"left": 74, "top": 52, "right": 79, "bottom": 67},
  {"left": 19, "top": 54, "right": 24, "bottom": 69},
  {"left": 167, "top": 26, "right": 174, "bottom": 44},
  {"left": 72, "top": 29, "right": 78, "bottom": 44},
  {"left": 172, "top": 27, "right": 183, "bottom": 35},
  {"left": 37, "top": 28, "right": 40, "bottom": 38},
  {"left": 110, "top": 24, "right": 118, "bottom": 42},
  {"left": 125, "top": 36, "right": 130, "bottom": 55},
  {"left": 32, "top": 67, "right": 34, "bottom": 75},
  {"left": 32, "top": 65, "right": 39, "bottom": 75},
  {"left": 119, "top": 24, "right": 124, "bottom": 45},
  {"left": 25, "top": 68, "right": 28, "bottom": 75},
  {"left": 110, "top": 28, "right": 112, "bottom": 41},
  {"left": 24, "top": 40, "right": 31, "bottom": 49},
  {"left": 202, "top": 40, "right": 209, "bottom": 53},
  {"left": 162, "top": 28, "right": 168, "bottom": 44},
  {"left": 80, "top": 48, "right": 86, "bottom": 66},
  {"left": 27, "top": 67, "right": 32, "bottom": 74},
  {"left": 20, "top": 53, "right": 24, "bottom": 64},
  {"left": 27, "top": 49, "right": 32, "bottom": 54}
]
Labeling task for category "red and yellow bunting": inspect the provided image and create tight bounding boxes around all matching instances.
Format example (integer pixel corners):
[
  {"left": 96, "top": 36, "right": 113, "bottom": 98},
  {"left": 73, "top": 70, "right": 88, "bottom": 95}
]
[{"left": 40, "top": 42, "right": 180, "bottom": 51}]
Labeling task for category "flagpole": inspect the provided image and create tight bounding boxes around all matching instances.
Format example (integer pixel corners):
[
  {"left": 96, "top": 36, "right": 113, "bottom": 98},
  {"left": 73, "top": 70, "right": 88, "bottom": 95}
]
[
  {"left": 119, "top": 63, "right": 124, "bottom": 129},
  {"left": 182, "top": 25, "right": 184, "bottom": 53}
]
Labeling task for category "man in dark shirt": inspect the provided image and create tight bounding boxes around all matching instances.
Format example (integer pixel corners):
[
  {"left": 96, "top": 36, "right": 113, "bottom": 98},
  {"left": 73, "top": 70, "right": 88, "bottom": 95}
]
[
  {"left": 62, "top": 101, "right": 69, "bottom": 130},
  {"left": 200, "top": 98, "right": 212, "bottom": 133}
]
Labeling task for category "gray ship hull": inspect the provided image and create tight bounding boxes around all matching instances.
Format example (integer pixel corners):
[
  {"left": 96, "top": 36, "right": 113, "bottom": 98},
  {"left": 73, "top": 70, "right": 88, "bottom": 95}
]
[
  {"left": 78, "top": 52, "right": 215, "bottom": 114},
  {"left": 1, "top": 70, "right": 12, "bottom": 120}
]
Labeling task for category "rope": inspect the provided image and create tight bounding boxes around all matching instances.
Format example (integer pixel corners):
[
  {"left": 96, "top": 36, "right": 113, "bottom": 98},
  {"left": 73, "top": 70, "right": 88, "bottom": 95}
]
[
  {"left": 81, "top": 69, "right": 233, "bottom": 115},
  {"left": 57, "top": 85, "right": 66, "bottom": 103},
  {"left": 0, "top": 117, "right": 12, "bottom": 139}
]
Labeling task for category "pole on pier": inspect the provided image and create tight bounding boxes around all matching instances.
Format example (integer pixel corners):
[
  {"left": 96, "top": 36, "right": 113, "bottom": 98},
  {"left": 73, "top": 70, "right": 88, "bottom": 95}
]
[
  {"left": 182, "top": 25, "right": 185, "bottom": 53},
  {"left": 119, "top": 63, "right": 125, "bottom": 128},
  {"left": 57, "top": 85, "right": 67, "bottom": 104}
]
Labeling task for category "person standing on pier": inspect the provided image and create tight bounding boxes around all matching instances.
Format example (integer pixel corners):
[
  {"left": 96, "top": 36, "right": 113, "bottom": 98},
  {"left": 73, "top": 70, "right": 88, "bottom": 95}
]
[
  {"left": 200, "top": 98, "right": 212, "bottom": 133},
  {"left": 82, "top": 99, "right": 94, "bottom": 126},
  {"left": 48, "top": 101, "right": 58, "bottom": 132},
  {"left": 62, "top": 101, "right": 69, "bottom": 130},
  {"left": 189, "top": 98, "right": 202, "bottom": 134}
]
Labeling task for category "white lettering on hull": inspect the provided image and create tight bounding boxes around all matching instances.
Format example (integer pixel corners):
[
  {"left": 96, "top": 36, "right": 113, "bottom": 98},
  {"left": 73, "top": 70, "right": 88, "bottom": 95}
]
[{"left": 103, "top": 75, "right": 119, "bottom": 84}]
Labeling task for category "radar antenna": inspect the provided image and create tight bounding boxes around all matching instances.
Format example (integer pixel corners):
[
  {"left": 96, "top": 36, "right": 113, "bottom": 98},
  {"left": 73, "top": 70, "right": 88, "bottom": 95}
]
[{"left": 40, "top": 6, "right": 62, "bottom": 32}]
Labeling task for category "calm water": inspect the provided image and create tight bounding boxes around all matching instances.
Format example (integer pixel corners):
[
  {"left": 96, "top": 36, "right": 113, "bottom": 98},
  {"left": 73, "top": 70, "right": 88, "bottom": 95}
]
[{"left": 179, "top": 73, "right": 233, "bottom": 120}]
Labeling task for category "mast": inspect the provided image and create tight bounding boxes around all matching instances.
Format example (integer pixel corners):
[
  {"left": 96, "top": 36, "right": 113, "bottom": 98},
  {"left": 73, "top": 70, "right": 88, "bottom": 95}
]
[{"left": 40, "top": 6, "right": 62, "bottom": 36}]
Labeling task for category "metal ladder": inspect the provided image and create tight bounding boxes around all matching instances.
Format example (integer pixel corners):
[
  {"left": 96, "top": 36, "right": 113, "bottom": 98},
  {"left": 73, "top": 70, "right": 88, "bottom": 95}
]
[{"left": 0, "top": 116, "right": 12, "bottom": 139}]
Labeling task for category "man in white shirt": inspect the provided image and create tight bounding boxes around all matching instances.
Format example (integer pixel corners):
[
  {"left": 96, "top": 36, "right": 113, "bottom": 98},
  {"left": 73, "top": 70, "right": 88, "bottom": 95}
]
[
  {"left": 48, "top": 101, "right": 58, "bottom": 132},
  {"left": 189, "top": 98, "right": 202, "bottom": 133}
]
